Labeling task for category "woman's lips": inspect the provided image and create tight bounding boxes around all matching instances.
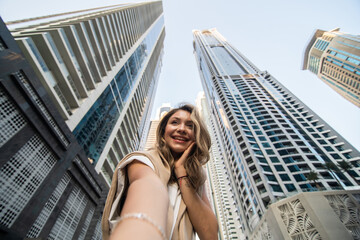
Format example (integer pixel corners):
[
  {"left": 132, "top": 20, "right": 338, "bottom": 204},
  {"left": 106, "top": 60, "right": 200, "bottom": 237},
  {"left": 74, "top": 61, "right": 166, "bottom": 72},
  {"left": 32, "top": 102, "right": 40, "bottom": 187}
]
[{"left": 172, "top": 136, "right": 188, "bottom": 143}]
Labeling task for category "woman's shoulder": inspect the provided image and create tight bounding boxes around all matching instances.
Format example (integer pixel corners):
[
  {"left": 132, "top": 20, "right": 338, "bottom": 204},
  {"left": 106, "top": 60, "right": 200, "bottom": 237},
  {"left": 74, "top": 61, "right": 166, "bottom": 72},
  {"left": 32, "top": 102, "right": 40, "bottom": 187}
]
[
  {"left": 125, "top": 149, "right": 171, "bottom": 184},
  {"left": 121, "top": 149, "right": 164, "bottom": 169},
  {"left": 125, "top": 149, "right": 160, "bottom": 160}
]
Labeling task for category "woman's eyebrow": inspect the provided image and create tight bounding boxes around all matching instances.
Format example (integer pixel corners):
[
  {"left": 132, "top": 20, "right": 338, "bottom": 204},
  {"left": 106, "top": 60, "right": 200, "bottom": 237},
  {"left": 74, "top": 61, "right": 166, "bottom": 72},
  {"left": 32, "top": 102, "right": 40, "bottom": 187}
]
[{"left": 169, "top": 117, "right": 192, "bottom": 123}]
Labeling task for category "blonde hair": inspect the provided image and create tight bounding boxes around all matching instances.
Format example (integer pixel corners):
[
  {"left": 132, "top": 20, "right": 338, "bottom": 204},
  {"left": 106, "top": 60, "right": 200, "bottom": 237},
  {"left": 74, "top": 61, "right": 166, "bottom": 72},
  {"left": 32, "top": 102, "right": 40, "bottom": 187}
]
[{"left": 156, "top": 104, "right": 211, "bottom": 191}]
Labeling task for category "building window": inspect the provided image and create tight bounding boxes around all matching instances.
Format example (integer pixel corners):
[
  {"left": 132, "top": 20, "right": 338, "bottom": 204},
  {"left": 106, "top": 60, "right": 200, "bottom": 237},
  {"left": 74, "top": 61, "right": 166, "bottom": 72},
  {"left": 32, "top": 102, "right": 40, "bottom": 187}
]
[
  {"left": 0, "top": 87, "right": 27, "bottom": 147},
  {"left": 27, "top": 173, "right": 71, "bottom": 238},
  {"left": 280, "top": 174, "right": 291, "bottom": 181},
  {"left": 14, "top": 71, "right": 69, "bottom": 146},
  {"left": 77, "top": 203, "right": 95, "bottom": 240},
  {"left": 270, "top": 184, "right": 282, "bottom": 192},
  {"left": 275, "top": 165, "right": 285, "bottom": 171},
  {"left": 294, "top": 174, "right": 306, "bottom": 181},
  {"left": 0, "top": 134, "right": 57, "bottom": 227},
  {"left": 48, "top": 184, "right": 88, "bottom": 240},
  {"left": 285, "top": 184, "right": 296, "bottom": 192}
]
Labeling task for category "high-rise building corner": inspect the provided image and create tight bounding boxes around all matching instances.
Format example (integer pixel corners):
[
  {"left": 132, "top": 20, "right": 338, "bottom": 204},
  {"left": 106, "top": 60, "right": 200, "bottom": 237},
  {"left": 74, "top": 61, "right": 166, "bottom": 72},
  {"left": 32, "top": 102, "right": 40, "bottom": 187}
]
[
  {"left": 0, "top": 1, "right": 165, "bottom": 239},
  {"left": 8, "top": 1, "right": 166, "bottom": 186},
  {"left": 302, "top": 28, "right": 360, "bottom": 107}
]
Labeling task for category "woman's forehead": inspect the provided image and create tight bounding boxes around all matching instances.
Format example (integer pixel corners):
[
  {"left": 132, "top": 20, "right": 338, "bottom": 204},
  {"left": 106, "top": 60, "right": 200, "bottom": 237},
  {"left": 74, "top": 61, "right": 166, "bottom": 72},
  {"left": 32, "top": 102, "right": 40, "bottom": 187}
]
[{"left": 170, "top": 110, "right": 192, "bottom": 120}]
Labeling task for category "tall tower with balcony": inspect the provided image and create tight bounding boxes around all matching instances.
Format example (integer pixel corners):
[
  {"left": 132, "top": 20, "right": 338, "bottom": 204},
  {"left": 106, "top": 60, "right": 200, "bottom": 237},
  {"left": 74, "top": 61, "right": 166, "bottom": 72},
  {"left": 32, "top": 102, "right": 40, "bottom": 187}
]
[
  {"left": 0, "top": 16, "right": 107, "bottom": 239},
  {"left": 196, "top": 92, "right": 246, "bottom": 240},
  {"left": 8, "top": 2, "right": 165, "bottom": 186},
  {"left": 0, "top": 2, "right": 165, "bottom": 238},
  {"left": 193, "top": 28, "right": 360, "bottom": 237}
]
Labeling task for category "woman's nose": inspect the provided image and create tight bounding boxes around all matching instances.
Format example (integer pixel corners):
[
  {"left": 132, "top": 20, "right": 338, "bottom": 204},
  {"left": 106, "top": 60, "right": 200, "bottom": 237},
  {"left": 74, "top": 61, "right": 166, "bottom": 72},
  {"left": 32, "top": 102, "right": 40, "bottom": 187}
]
[{"left": 177, "top": 123, "right": 186, "bottom": 132}]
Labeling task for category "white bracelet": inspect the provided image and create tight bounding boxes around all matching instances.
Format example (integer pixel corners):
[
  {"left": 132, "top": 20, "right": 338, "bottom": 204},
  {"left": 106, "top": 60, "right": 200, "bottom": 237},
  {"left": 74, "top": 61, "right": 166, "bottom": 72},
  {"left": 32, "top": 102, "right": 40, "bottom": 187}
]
[{"left": 118, "top": 213, "right": 166, "bottom": 240}]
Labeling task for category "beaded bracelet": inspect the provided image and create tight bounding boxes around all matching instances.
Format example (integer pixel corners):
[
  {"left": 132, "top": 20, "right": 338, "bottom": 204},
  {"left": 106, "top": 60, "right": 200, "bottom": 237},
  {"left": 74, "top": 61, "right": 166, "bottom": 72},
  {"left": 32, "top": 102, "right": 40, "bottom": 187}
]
[{"left": 118, "top": 213, "right": 166, "bottom": 240}]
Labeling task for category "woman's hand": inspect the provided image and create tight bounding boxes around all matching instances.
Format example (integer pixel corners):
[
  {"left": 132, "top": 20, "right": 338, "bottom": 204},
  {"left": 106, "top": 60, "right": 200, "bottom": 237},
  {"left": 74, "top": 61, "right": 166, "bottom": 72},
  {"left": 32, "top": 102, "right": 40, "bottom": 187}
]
[
  {"left": 174, "top": 142, "right": 195, "bottom": 178},
  {"left": 174, "top": 142, "right": 219, "bottom": 239}
]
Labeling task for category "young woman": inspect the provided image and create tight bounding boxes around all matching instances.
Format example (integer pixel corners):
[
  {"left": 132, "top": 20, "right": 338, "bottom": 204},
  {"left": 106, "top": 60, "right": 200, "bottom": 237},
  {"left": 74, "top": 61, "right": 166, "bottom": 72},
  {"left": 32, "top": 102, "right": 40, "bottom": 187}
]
[{"left": 102, "top": 104, "right": 218, "bottom": 240}]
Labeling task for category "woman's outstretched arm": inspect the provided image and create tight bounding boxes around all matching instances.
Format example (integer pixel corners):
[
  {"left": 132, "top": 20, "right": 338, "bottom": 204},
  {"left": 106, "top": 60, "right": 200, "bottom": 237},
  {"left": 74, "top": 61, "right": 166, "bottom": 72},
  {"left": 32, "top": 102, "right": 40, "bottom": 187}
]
[
  {"left": 110, "top": 161, "right": 169, "bottom": 240},
  {"left": 175, "top": 144, "right": 219, "bottom": 240}
]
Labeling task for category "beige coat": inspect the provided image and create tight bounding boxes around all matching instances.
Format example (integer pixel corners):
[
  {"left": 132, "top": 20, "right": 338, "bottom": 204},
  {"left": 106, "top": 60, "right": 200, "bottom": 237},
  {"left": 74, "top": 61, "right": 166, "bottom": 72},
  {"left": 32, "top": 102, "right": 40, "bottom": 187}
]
[{"left": 101, "top": 149, "right": 194, "bottom": 240}]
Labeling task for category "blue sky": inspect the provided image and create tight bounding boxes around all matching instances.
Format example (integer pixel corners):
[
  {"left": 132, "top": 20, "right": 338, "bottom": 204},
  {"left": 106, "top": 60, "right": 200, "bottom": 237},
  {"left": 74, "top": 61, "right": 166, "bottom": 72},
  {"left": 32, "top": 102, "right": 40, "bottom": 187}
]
[{"left": 1, "top": 0, "right": 359, "bottom": 150}]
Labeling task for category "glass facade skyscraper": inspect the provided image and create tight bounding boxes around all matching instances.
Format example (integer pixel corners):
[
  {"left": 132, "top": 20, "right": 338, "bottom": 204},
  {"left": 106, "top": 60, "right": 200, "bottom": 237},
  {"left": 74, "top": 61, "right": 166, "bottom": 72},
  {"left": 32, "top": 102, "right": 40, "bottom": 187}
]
[
  {"left": 193, "top": 28, "right": 360, "bottom": 236},
  {"left": 0, "top": 17, "right": 106, "bottom": 239},
  {"left": 0, "top": 2, "right": 165, "bottom": 239},
  {"left": 303, "top": 28, "right": 360, "bottom": 107},
  {"left": 9, "top": 2, "right": 165, "bottom": 186}
]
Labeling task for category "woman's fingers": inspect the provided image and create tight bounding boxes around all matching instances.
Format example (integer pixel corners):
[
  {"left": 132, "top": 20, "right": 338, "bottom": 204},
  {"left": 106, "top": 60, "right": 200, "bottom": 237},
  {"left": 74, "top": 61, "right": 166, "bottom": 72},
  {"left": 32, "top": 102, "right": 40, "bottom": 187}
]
[
  {"left": 178, "top": 142, "right": 195, "bottom": 163},
  {"left": 174, "top": 142, "right": 195, "bottom": 177},
  {"left": 185, "top": 142, "right": 195, "bottom": 155}
]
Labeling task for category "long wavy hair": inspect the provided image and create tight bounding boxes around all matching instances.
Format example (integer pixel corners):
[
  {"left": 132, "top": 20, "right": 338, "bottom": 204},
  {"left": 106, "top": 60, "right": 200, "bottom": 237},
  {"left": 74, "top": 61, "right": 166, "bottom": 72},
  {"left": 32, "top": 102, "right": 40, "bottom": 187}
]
[{"left": 156, "top": 104, "right": 211, "bottom": 191}]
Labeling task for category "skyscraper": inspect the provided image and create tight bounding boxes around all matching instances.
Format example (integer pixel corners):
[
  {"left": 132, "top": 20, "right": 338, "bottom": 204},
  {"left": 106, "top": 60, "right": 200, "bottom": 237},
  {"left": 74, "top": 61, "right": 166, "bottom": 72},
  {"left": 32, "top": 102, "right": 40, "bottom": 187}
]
[
  {"left": 143, "top": 103, "right": 171, "bottom": 150},
  {"left": 8, "top": 1, "right": 165, "bottom": 186},
  {"left": 0, "top": 17, "right": 106, "bottom": 239},
  {"left": 196, "top": 92, "right": 245, "bottom": 240},
  {"left": 302, "top": 28, "right": 360, "bottom": 107},
  {"left": 193, "top": 28, "right": 360, "bottom": 237}
]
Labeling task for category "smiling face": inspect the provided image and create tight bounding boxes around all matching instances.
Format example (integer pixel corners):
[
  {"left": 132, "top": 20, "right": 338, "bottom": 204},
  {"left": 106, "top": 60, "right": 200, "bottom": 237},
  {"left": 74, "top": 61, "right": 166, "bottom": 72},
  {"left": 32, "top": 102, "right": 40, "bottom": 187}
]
[{"left": 163, "top": 110, "right": 195, "bottom": 159}]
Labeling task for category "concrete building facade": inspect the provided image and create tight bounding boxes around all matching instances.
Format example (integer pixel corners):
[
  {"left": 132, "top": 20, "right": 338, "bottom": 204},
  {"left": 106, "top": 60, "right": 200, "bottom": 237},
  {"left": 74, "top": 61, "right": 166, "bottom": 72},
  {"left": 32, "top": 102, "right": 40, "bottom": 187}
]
[
  {"left": 193, "top": 28, "right": 360, "bottom": 237},
  {"left": 8, "top": 1, "right": 165, "bottom": 186},
  {"left": 0, "top": 17, "right": 107, "bottom": 240},
  {"left": 303, "top": 28, "right": 360, "bottom": 107},
  {"left": 250, "top": 190, "right": 360, "bottom": 240}
]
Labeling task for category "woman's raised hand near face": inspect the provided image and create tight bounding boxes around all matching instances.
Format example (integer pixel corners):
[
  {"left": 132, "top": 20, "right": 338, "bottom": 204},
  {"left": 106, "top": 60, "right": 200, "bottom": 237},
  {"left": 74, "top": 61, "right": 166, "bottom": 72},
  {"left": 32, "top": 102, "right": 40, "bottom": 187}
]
[
  {"left": 173, "top": 141, "right": 219, "bottom": 239},
  {"left": 174, "top": 142, "right": 195, "bottom": 178}
]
